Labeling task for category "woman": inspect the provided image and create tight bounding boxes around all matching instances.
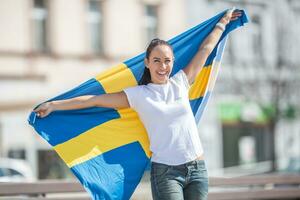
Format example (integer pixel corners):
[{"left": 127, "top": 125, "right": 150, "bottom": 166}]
[{"left": 34, "top": 9, "right": 241, "bottom": 200}]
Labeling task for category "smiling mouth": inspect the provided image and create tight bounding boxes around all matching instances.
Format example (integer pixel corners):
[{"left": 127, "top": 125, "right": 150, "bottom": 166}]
[{"left": 156, "top": 71, "right": 168, "bottom": 77}]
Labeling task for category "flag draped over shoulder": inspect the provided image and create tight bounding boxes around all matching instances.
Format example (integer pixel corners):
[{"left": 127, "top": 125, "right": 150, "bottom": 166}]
[{"left": 28, "top": 9, "right": 248, "bottom": 200}]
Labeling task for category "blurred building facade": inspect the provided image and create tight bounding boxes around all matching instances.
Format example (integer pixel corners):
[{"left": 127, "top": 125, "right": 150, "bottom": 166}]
[
  {"left": 0, "top": 0, "right": 299, "bottom": 179},
  {"left": 187, "top": 0, "right": 300, "bottom": 175},
  {"left": 0, "top": 0, "right": 186, "bottom": 179}
]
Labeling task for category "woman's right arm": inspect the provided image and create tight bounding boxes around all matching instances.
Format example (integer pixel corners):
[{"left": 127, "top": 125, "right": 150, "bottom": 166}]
[{"left": 34, "top": 91, "right": 129, "bottom": 118}]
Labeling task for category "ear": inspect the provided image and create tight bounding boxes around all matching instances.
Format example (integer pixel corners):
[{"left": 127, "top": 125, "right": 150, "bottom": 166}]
[{"left": 144, "top": 58, "right": 149, "bottom": 68}]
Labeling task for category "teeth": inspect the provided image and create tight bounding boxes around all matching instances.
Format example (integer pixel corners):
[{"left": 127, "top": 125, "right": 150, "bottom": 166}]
[{"left": 158, "top": 71, "right": 167, "bottom": 75}]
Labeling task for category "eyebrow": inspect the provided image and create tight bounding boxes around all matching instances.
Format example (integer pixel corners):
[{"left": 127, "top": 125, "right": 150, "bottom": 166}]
[{"left": 153, "top": 57, "right": 171, "bottom": 60}]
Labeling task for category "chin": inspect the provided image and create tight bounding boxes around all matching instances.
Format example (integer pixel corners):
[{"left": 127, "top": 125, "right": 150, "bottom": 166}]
[{"left": 158, "top": 78, "right": 168, "bottom": 84}]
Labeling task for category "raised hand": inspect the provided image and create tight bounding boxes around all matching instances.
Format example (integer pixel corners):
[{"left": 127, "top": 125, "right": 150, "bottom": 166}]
[
  {"left": 220, "top": 8, "right": 242, "bottom": 25},
  {"left": 33, "top": 102, "right": 54, "bottom": 118}
]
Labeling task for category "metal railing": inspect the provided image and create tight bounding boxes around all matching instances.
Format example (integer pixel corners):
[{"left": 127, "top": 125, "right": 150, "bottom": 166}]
[{"left": 0, "top": 174, "right": 299, "bottom": 200}]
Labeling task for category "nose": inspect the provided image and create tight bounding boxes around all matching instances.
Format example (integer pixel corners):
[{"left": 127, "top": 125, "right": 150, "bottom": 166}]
[{"left": 160, "top": 63, "right": 167, "bottom": 70}]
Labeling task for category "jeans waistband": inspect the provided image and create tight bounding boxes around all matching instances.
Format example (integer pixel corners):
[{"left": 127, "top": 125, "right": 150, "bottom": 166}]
[{"left": 152, "top": 159, "right": 205, "bottom": 168}]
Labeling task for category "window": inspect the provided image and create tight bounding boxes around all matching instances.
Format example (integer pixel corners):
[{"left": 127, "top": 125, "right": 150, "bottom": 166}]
[
  {"left": 88, "top": 0, "right": 104, "bottom": 54},
  {"left": 0, "top": 168, "right": 22, "bottom": 177},
  {"left": 38, "top": 150, "right": 74, "bottom": 179},
  {"left": 8, "top": 168, "right": 23, "bottom": 176},
  {"left": 251, "top": 15, "right": 263, "bottom": 62},
  {"left": 8, "top": 149, "right": 26, "bottom": 160},
  {"left": 223, "top": 37, "right": 235, "bottom": 64},
  {"left": 32, "top": 0, "right": 50, "bottom": 53},
  {"left": 0, "top": 168, "right": 5, "bottom": 177},
  {"left": 222, "top": 122, "right": 271, "bottom": 168},
  {"left": 144, "top": 5, "right": 158, "bottom": 43}
]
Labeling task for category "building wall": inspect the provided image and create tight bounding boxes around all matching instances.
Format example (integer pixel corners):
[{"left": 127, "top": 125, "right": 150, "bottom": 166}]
[
  {"left": 0, "top": 0, "right": 30, "bottom": 52},
  {"left": 187, "top": 0, "right": 300, "bottom": 174},
  {"left": 0, "top": 0, "right": 186, "bottom": 178},
  {"left": 1, "top": 0, "right": 299, "bottom": 178}
]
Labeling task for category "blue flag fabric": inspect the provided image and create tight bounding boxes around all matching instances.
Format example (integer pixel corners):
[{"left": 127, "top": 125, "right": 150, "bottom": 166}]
[{"left": 28, "top": 9, "right": 248, "bottom": 200}]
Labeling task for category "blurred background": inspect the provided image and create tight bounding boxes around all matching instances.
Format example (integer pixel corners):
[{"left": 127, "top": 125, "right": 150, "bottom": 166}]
[{"left": 0, "top": 0, "right": 299, "bottom": 184}]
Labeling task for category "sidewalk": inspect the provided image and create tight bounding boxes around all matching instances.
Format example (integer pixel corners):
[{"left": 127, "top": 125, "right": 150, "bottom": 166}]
[{"left": 131, "top": 171, "right": 152, "bottom": 200}]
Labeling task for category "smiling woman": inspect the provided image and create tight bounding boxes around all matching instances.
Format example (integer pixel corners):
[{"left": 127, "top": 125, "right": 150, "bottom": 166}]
[
  {"left": 139, "top": 39, "right": 174, "bottom": 85},
  {"left": 123, "top": 39, "right": 206, "bottom": 199},
  {"left": 145, "top": 44, "right": 173, "bottom": 84},
  {"left": 32, "top": 8, "right": 244, "bottom": 200}
]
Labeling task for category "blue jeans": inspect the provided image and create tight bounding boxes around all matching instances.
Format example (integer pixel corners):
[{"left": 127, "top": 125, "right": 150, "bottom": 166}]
[{"left": 150, "top": 160, "right": 208, "bottom": 200}]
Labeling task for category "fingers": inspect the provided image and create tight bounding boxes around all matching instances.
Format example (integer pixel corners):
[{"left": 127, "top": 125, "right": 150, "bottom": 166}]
[
  {"left": 227, "top": 7, "right": 236, "bottom": 15},
  {"left": 33, "top": 108, "right": 42, "bottom": 117},
  {"left": 224, "top": 7, "right": 235, "bottom": 19},
  {"left": 230, "top": 11, "right": 242, "bottom": 21},
  {"left": 41, "top": 110, "right": 50, "bottom": 118},
  {"left": 35, "top": 110, "right": 44, "bottom": 118},
  {"left": 223, "top": 8, "right": 240, "bottom": 23},
  {"left": 232, "top": 11, "right": 242, "bottom": 17},
  {"left": 232, "top": 11, "right": 242, "bottom": 16},
  {"left": 33, "top": 107, "right": 40, "bottom": 112},
  {"left": 36, "top": 110, "right": 50, "bottom": 118},
  {"left": 218, "top": 8, "right": 242, "bottom": 30},
  {"left": 225, "top": 7, "right": 242, "bottom": 17},
  {"left": 33, "top": 103, "right": 50, "bottom": 118}
]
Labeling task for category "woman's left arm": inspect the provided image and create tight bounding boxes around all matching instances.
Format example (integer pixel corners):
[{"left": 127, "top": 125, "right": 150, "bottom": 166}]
[{"left": 183, "top": 8, "right": 242, "bottom": 85}]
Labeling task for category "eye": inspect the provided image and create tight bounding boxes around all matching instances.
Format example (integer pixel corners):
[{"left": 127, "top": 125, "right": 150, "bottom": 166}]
[
  {"left": 165, "top": 59, "right": 171, "bottom": 64},
  {"left": 154, "top": 59, "right": 160, "bottom": 63}
]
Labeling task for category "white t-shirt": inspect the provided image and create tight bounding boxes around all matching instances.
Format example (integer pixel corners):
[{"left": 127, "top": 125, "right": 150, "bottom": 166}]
[{"left": 123, "top": 69, "right": 204, "bottom": 165}]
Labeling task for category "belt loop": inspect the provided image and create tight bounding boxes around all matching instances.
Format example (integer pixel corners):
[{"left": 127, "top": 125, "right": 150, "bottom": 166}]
[{"left": 193, "top": 160, "right": 197, "bottom": 168}]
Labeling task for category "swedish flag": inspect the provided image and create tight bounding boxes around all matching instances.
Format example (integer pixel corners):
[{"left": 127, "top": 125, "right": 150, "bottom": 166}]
[{"left": 28, "top": 9, "right": 248, "bottom": 200}]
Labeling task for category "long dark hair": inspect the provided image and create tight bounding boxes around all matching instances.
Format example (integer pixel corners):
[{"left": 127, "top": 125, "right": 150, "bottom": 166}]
[{"left": 138, "top": 38, "right": 173, "bottom": 85}]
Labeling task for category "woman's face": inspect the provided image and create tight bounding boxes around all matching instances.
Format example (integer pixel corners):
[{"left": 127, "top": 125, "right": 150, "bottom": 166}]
[{"left": 145, "top": 45, "right": 174, "bottom": 84}]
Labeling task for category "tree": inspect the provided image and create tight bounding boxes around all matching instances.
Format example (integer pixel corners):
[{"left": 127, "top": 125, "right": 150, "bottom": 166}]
[{"left": 221, "top": 0, "right": 300, "bottom": 172}]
